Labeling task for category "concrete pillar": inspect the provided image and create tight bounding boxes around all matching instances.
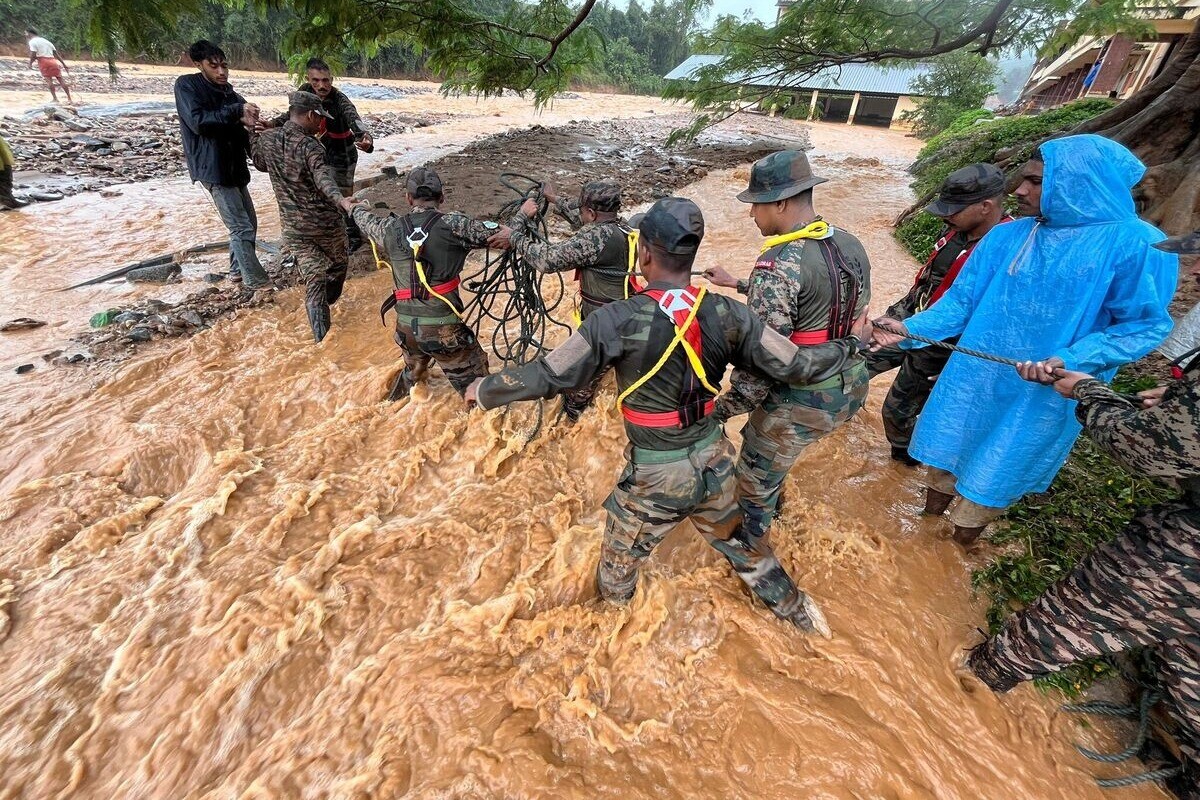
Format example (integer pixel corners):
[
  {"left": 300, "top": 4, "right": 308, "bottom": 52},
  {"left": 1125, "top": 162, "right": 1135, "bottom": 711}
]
[
  {"left": 808, "top": 89, "right": 819, "bottom": 121},
  {"left": 847, "top": 92, "right": 862, "bottom": 125}
]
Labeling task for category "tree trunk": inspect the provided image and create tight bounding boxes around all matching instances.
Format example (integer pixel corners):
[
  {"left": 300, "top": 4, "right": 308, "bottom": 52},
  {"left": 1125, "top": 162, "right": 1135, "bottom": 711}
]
[{"left": 896, "top": 25, "right": 1200, "bottom": 235}]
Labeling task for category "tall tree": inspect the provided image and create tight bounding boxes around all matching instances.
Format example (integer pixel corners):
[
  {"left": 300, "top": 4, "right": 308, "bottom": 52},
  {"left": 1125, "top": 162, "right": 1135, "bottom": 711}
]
[{"left": 900, "top": 51, "right": 998, "bottom": 137}]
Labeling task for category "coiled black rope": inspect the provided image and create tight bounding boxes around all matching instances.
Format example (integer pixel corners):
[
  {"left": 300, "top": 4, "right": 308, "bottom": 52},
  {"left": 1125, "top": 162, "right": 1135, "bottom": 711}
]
[{"left": 459, "top": 172, "right": 572, "bottom": 367}]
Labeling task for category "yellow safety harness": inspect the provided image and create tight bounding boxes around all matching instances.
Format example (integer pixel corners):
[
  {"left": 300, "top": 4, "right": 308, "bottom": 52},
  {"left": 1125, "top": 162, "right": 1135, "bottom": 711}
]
[
  {"left": 624, "top": 228, "right": 640, "bottom": 299},
  {"left": 615, "top": 286, "right": 719, "bottom": 411},
  {"left": 758, "top": 219, "right": 830, "bottom": 254}
]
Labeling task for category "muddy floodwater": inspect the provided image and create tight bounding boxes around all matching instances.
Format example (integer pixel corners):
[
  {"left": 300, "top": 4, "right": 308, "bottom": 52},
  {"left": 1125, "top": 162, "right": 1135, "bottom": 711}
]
[{"left": 0, "top": 67, "right": 1167, "bottom": 798}]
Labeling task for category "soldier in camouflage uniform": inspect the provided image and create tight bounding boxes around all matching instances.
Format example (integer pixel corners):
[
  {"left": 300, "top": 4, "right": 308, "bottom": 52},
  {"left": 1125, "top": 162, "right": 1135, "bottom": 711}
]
[
  {"left": 968, "top": 232, "right": 1200, "bottom": 796},
  {"left": 705, "top": 151, "right": 871, "bottom": 614},
  {"left": 251, "top": 91, "right": 356, "bottom": 342},
  {"left": 864, "top": 164, "right": 1010, "bottom": 465},
  {"left": 263, "top": 58, "right": 374, "bottom": 250},
  {"left": 351, "top": 165, "right": 511, "bottom": 400},
  {"left": 506, "top": 179, "right": 634, "bottom": 421},
  {"left": 467, "top": 198, "right": 871, "bottom": 636}
]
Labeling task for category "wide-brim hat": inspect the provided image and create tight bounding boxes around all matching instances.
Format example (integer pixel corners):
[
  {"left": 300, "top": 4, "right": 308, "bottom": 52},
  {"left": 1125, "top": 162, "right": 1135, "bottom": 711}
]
[
  {"left": 736, "top": 150, "right": 827, "bottom": 204},
  {"left": 1154, "top": 230, "right": 1200, "bottom": 255}
]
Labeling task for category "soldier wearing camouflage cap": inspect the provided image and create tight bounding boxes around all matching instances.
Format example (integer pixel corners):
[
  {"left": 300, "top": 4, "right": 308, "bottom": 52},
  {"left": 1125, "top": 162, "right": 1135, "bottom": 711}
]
[
  {"left": 468, "top": 197, "right": 872, "bottom": 636},
  {"left": 970, "top": 247, "right": 1200, "bottom": 790},
  {"left": 350, "top": 165, "right": 513, "bottom": 400},
  {"left": 251, "top": 90, "right": 356, "bottom": 341},
  {"left": 499, "top": 179, "right": 636, "bottom": 422},
  {"left": 705, "top": 150, "right": 872, "bottom": 596},
  {"left": 865, "top": 163, "right": 1011, "bottom": 465}
]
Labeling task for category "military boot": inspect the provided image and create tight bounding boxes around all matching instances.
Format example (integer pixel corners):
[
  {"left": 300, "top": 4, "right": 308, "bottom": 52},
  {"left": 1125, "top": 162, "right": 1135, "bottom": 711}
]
[
  {"left": 787, "top": 591, "right": 832, "bottom": 639},
  {"left": 307, "top": 301, "right": 331, "bottom": 343},
  {"left": 386, "top": 369, "right": 413, "bottom": 402},
  {"left": 0, "top": 167, "right": 29, "bottom": 210},
  {"left": 923, "top": 487, "right": 955, "bottom": 516}
]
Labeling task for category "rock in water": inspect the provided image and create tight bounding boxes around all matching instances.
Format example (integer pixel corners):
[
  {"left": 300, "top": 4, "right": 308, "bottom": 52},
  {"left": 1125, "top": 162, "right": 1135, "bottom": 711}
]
[
  {"left": 0, "top": 318, "right": 47, "bottom": 332},
  {"left": 126, "top": 264, "right": 182, "bottom": 283}
]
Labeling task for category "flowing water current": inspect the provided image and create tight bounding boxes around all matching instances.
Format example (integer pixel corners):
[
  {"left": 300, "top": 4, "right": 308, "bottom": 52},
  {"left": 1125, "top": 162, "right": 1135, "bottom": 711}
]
[{"left": 0, "top": 93, "right": 1167, "bottom": 798}]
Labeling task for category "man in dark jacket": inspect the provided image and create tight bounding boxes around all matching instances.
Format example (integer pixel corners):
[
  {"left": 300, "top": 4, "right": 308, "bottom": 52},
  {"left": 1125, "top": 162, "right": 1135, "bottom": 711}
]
[{"left": 174, "top": 40, "right": 269, "bottom": 288}]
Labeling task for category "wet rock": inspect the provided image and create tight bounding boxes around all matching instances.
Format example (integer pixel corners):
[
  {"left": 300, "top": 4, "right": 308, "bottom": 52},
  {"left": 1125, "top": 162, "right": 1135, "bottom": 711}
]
[
  {"left": 143, "top": 299, "right": 174, "bottom": 312},
  {"left": 126, "top": 264, "right": 182, "bottom": 283},
  {"left": 42, "top": 349, "right": 64, "bottom": 362},
  {"left": 14, "top": 364, "right": 34, "bottom": 374},
  {"left": 113, "top": 311, "right": 147, "bottom": 324},
  {"left": 128, "top": 326, "right": 154, "bottom": 342},
  {"left": 655, "top": 165, "right": 672, "bottom": 174},
  {"left": 179, "top": 311, "right": 205, "bottom": 328},
  {"left": 110, "top": 141, "right": 130, "bottom": 152},
  {"left": 99, "top": 189, "right": 123, "bottom": 198},
  {"left": 203, "top": 273, "right": 226, "bottom": 283},
  {"left": 0, "top": 318, "right": 47, "bottom": 332}
]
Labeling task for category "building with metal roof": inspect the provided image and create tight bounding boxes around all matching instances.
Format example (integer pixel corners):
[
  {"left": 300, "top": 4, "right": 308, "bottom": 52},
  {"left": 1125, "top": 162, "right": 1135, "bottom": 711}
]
[{"left": 664, "top": 54, "right": 932, "bottom": 128}]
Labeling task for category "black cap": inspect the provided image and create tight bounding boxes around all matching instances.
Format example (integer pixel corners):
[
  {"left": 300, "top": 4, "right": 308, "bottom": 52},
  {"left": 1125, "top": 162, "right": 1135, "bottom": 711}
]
[
  {"left": 1154, "top": 230, "right": 1200, "bottom": 255},
  {"left": 925, "top": 163, "right": 1006, "bottom": 217},
  {"left": 633, "top": 197, "right": 704, "bottom": 255},
  {"left": 406, "top": 165, "right": 443, "bottom": 198}
]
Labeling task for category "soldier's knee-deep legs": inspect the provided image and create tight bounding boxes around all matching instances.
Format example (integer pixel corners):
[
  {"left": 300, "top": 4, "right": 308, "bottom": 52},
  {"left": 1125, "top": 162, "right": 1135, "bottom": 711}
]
[
  {"left": 735, "top": 366, "right": 868, "bottom": 542},
  {"left": 881, "top": 345, "right": 950, "bottom": 450},
  {"left": 968, "top": 505, "right": 1200, "bottom": 767},
  {"left": 393, "top": 319, "right": 489, "bottom": 397},
  {"left": 289, "top": 232, "right": 349, "bottom": 342}
]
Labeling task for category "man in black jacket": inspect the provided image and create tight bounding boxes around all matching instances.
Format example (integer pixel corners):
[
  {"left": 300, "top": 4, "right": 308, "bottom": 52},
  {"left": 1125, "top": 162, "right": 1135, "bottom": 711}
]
[{"left": 174, "top": 40, "right": 270, "bottom": 288}]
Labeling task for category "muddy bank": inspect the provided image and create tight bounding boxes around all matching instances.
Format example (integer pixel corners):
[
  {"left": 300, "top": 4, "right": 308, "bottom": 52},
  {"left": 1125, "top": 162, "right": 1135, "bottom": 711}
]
[{"left": 47, "top": 116, "right": 805, "bottom": 366}]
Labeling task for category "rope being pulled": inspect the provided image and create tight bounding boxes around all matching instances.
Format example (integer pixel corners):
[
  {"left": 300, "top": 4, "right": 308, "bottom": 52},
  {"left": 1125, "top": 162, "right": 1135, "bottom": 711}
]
[{"left": 870, "top": 321, "right": 1024, "bottom": 368}]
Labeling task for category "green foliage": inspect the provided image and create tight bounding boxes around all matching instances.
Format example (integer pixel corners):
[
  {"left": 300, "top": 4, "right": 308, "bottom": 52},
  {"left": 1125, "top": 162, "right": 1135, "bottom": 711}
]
[
  {"left": 971, "top": 435, "right": 1178, "bottom": 695},
  {"left": 577, "top": 0, "right": 708, "bottom": 94},
  {"left": 894, "top": 212, "right": 944, "bottom": 260},
  {"left": 908, "top": 98, "right": 1117, "bottom": 200},
  {"left": 918, "top": 108, "right": 997, "bottom": 160},
  {"left": 899, "top": 51, "right": 998, "bottom": 138}
]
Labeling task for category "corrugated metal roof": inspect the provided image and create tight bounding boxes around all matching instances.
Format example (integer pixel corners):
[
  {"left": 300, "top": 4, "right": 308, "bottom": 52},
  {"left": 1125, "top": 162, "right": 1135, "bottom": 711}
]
[{"left": 664, "top": 54, "right": 931, "bottom": 96}]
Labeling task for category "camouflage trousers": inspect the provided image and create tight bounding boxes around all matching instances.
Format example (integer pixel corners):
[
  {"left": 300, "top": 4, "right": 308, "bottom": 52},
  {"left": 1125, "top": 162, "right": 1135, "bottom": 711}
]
[
  {"left": 735, "top": 362, "right": 869, "bottom": 542},
  {"left": 599, "top": 431, "right": 811, "bottom": 620},
  {"left": 285, "top": 230, "right": 349, "bottom": 308},
  {"left": 968, "top": 502, "right": 1200, "bottom": 771},
  {"left": 863, "top": 341, "right": 952, "bottom": 450},
  {"left": 395, "top": 317, "right": 489, "bottom": 397}
]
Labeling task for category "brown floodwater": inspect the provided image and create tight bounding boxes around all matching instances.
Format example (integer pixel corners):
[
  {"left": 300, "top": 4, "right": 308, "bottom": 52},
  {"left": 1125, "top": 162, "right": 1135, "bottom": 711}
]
[{"left": 0, "top": 120, "right": 1166, "bottom": 798}]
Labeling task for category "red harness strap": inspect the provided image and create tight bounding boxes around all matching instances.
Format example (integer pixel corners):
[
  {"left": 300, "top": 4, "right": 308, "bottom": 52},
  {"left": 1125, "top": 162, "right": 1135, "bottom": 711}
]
[
  {"left": 789, "top": 330, "right": 831, "bottom": 345},
  {"left": 394, "top": 277, "right": 460, "bottom": 301},
  {"left": 918, "top": 216, "right": 1014, "bottom": 307},
  {"left": 622, "top": 401, "right": 715, "bottom": 427}
]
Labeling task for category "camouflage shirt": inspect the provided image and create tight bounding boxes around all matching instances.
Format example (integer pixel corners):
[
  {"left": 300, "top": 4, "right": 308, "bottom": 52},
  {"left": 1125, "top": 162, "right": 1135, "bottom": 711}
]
[
  {"left": 1074, "top": 368, "right": 1200, "bottom": 487},
  {"left": 719, "top": 225, "right": 871, "bottom": 419},
  {"left": 509, "top": 205, "right": 632, "bottom": 311},
  {"left": 250, "top": 121, "right": 345, "bottom": 237},
  {"left": 476, "top": 281, "right": 862, "bottom": 451},
  {"left": 269, "top": 85, "right": 370, "bottom": 152}
]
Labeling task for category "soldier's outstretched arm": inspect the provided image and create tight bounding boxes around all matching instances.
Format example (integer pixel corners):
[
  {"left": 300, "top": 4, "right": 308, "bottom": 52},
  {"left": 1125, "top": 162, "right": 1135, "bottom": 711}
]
[
  {"left": 730, "top": 300, "right": 860, "bottom": 387},
  {"left": 442, "top": 213, "right": 501, "bottom": 250},
  {"left": 304, "top": 141, "right": 346, "bottom": 205},
  {"left": 553, "top": 197, "right": 584, "bottom": 228},
  {"left": 509, "top": 227, "right": 603, "bottom": 275},
  {"left": 350, "top": 206, "right": 393, "bottom": 248},
  {"left": 474, "top": 309, "right": 622, "bottom": 409}
]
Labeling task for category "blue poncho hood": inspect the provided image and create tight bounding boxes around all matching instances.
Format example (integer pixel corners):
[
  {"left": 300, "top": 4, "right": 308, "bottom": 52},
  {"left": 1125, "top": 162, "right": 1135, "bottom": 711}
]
[{"left": 1039, "top": 134, "right": 1145, "bottom": 227}]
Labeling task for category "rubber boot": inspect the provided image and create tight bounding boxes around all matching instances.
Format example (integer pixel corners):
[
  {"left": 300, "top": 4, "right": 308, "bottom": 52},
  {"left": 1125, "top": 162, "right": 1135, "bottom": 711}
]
[
  {"left": 0, "top": 167, "right": 28, "bottom": 210},
  {"left": 386, "top": 369, "right": 413, "bottom": 402},
  {"left": 891, "top": 446, "right": 919, "bottom": 466},
  {"left": 953, "top": 525, "right": 987, "bottom": 546},
  {"left": 307, "top": 301, "right": 331, "bottom": 343},
  {"left": 923, "top": 487, "right": 955, "bottom": 516}
]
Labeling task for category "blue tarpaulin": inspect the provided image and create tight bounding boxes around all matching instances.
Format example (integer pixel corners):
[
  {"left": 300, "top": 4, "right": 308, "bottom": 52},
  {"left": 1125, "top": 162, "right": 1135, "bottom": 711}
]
[{"left": 902, "top": 134, "right": 1178, "bottom": 509}]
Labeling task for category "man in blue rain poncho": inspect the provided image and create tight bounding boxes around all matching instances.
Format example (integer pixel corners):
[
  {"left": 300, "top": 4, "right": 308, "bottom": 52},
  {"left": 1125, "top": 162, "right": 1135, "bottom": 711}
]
[{"left": 872, "top": 135, "right": 1178, "bottom": 546}]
